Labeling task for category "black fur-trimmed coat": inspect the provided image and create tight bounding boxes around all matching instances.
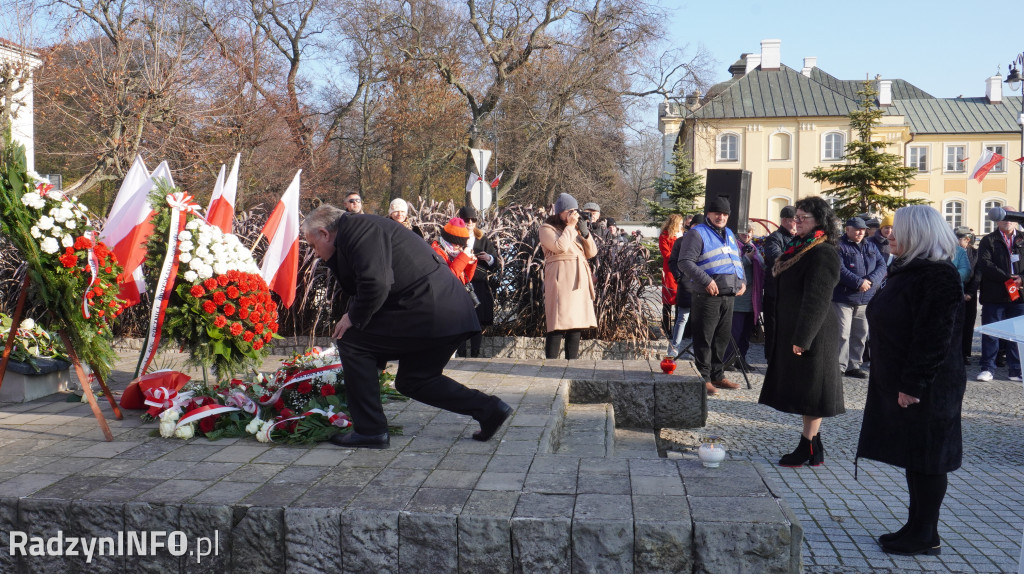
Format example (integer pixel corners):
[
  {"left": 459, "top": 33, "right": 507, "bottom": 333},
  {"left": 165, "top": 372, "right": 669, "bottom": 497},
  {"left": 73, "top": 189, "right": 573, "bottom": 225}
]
[
  {"left": 856, "top": 258, "right": 966, "bottom": 474},
  {"left": 758, "top": 242, "right": 845, "bottom": 417}
]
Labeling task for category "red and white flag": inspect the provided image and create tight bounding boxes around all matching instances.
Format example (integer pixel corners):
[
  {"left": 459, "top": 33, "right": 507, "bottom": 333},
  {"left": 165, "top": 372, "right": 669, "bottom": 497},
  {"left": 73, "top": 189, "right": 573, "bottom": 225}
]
[
  {"left": 101, "top": 161, "right": 175, "bottom": 306},
  {"left": 490, "top": 171, "right": 504, "bottom": 189},
  {"left": 260, "top": 170, "right": 301, "bottom": 308},
  {"left": 970, "top": 149, "right": 1005, "bottom": 182},
  {"left": 106, "top": 156, "right": 149, "bottom": 225},
  {"left": 206, "top": 153, "right": 240, "bottom": 233}
]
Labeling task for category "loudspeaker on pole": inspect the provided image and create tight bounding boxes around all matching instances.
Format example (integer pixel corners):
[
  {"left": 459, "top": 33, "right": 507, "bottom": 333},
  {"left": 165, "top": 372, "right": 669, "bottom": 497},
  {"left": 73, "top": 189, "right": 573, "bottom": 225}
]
[{"left": 704, "top": 169, "right": 752, "bottom": 235}]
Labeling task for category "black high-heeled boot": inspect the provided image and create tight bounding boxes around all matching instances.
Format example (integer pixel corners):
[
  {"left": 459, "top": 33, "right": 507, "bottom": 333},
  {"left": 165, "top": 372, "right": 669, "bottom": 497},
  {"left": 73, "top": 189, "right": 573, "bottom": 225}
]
[
  {"left": 809, "top": 433, "right": 824, "bottom": 466},
  {"left": 881, "top": 471, "right": 945, "bottom": 556},
  {"left": 778, "top": 434, "right": 813, "bottom": 467}
]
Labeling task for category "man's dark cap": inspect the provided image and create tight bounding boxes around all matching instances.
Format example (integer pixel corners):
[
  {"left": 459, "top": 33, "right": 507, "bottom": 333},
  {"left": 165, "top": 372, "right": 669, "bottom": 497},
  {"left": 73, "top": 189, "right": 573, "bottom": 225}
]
[
  {"left": 845, "top": 217, "right": 867, "bottom": 229},
  {"left": 779, "top": 206, "right": 796, "bottom": 219},
  {"left": 705, "top": 196, "right": 731, "bottom": 215}
]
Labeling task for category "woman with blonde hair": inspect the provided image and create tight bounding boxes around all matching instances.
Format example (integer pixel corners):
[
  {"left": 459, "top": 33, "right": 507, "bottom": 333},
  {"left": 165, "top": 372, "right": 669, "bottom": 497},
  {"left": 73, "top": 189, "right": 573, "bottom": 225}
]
[
  {"left": 857, "top": 205, "right": 965, "bottom": 556},
  {"left": 659, "top": 214, "right": 686, "bottom": 337}
]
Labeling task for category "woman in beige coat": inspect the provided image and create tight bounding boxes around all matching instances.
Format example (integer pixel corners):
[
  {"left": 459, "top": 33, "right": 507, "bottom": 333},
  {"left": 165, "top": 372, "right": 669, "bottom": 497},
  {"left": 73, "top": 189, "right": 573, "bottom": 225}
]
[{"left": 540, "top": 193, "right": 598, "bottom": 359}]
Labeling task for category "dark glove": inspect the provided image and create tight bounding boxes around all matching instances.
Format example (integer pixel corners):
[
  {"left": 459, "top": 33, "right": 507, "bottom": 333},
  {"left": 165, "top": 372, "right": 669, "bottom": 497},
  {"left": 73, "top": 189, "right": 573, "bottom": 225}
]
[{"left": 576, "top": 217, "right": 590, "bottom": 238}]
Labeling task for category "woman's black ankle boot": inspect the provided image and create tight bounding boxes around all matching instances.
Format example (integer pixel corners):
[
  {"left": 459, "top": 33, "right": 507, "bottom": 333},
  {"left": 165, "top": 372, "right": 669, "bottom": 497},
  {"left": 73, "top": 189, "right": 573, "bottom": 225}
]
[
  {"left": 778, "top": 434, "right": 813, "bottom": 467},
  {"left": 809, "top": 433, "right": 824, "bottom": 466}
]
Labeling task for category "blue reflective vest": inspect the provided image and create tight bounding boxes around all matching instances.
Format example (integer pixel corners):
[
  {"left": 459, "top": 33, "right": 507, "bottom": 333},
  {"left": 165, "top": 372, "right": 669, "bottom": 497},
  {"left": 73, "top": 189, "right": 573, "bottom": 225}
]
[{"left": 694, "top": 224, "right": 744, "bottom": 281}]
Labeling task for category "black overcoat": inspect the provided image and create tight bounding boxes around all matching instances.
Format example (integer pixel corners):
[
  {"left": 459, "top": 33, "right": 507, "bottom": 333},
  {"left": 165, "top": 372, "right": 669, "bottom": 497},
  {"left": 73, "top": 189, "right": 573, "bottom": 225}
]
[
  {"left": 325, "top": 214, "right": 481, "bottom": 338},
  {"left": 470, "top": 233, "right": 501, "bottom": 326},
  {"left": 856, "top": 258, "right": 965, "bottom": 474},
  {"left": 758, "top": 242, "right": 845, "bottom": 417}
]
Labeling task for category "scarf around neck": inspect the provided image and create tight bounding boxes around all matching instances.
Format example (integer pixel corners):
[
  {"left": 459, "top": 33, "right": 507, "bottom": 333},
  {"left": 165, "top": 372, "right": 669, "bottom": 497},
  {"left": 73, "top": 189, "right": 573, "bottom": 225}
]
[{"left": 773, "top": 230, "right": 826, "bottom": 277}]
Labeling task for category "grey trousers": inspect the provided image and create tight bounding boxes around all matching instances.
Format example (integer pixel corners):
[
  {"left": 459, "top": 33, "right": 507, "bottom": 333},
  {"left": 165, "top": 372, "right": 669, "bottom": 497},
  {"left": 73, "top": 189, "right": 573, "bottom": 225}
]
[{"left": 834, "top": 302, "right": 868, "bottom": 371}]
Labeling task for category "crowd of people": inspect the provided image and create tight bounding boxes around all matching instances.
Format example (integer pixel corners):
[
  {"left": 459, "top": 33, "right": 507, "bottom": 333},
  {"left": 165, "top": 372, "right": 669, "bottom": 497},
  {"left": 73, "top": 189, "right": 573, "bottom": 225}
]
[{"left": 655, "top": 196, "right": 1010, "bottom": 558}]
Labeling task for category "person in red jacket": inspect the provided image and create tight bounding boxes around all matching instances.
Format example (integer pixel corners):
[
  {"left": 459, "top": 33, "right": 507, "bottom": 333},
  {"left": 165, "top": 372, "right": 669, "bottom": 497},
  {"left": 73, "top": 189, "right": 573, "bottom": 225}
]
[
  {"left": 659, "top": 214, "right": 686, "bottom": 335},
  {"left": 432, "top": 217, "right": 477, "bottom": 284}
]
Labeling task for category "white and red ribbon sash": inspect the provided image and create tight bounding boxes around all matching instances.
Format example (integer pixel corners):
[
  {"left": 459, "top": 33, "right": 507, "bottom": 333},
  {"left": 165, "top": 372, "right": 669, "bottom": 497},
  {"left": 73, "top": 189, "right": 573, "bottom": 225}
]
[
  {"left": 257, "top": 362, "right": 342, "bottom": 406},
  {"left": 224, "top": 390, "right": 260, "bottom": 416},
  {"left": 174, "top": 404, "right": 241, "bottom": 430},
  {"left": 143, "top": 387, "right": 194, "bottom": 417},
  {"left": 135, "top": 192, "right": 200, "bottom": 377},
  {"left": 82, "top": 231, "right": 100, "bottom": 319}
]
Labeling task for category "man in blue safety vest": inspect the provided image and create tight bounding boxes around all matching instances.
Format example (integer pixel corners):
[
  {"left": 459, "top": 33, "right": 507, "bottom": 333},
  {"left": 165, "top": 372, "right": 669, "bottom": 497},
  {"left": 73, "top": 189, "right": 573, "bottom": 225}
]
[{"left": 675, "top": 196, "right": 746, "bottom": 396}]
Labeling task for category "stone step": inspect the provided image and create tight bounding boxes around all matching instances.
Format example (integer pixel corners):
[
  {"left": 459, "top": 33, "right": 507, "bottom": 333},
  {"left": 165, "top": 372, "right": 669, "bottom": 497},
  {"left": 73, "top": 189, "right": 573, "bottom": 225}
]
[
  {"left": 612, "top": 427, "right": 661, "bottom": 458},
  {"left": 555, "top": 403, "right": 613, "bottom": 456}
]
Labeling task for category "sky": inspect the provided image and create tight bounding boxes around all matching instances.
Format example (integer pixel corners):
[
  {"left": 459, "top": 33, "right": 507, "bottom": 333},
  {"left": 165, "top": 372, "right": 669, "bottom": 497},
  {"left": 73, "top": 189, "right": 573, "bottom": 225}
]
[{"left": 664, "top": 0, "right": 1024, "bottom": 100}]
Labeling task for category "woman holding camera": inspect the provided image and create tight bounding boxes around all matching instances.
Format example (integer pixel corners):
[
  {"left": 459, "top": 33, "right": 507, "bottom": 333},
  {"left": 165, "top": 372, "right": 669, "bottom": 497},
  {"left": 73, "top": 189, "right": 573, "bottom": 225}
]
[
  {"left": 540, "top": 193, "right": 598, "bottom": 359},
  {"left": 457, "top": 205, "right": 501, "bottom": 358},
  {"left": 857, "top": 205, "right": 965, "bottom": 556}
]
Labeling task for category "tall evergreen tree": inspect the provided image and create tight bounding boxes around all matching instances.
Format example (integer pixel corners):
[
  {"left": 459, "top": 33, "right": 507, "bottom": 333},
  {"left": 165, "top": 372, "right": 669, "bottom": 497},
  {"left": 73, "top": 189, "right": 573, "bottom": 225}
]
[
  {"left": 647, "top": 147, "right": 704, "bottom": 224},
  {"left": 804, "top": 81, "right": 922, "bottom": 220}
]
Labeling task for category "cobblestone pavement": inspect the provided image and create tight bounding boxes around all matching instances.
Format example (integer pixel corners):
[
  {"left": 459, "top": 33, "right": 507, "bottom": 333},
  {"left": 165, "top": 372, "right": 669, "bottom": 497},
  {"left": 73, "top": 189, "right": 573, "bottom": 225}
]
[{"left": 664, "top": 333, "right": 1024, "bottom": 573}]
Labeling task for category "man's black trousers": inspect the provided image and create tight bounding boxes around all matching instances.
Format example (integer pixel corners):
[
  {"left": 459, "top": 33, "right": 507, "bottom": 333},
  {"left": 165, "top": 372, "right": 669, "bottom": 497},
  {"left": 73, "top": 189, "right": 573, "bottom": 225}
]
[
  {"left": 690, "top": 292, "right": 735, "bottom": 382},
  {"left": 336, "top": 331, "right": 499, "bottom": 435}
]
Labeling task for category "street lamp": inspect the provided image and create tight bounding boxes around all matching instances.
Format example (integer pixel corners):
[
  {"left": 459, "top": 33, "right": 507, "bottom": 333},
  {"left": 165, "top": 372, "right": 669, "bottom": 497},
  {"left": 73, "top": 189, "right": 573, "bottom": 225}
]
[{"left": 1007, "top": 55, "right": 1024, "bottom": 210}]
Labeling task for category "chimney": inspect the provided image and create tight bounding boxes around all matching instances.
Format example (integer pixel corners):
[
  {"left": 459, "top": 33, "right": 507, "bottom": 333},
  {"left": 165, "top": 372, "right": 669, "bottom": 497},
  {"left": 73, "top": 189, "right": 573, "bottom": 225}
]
[
  {"left": 760, "top": 39, "right": 781, "bottom": 71},
  {"left": 987, "top": 74, "right": 1003, "bottom": 103},
  {"left": 878, "top": 80, "right": 892, "bottom": 106},
  {"left": 801, "top": 57, "right": 817, "bottom": 78},
  {"left": 745, "top": 53, "right": 762, "bottom": 74}
]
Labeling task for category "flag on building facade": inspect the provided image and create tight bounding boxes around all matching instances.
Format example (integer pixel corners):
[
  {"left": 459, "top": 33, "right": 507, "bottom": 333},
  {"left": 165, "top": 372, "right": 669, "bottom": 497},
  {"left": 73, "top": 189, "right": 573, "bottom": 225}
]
[{"left": 970, "top": 149, "right": 1005, "bottom": 182}]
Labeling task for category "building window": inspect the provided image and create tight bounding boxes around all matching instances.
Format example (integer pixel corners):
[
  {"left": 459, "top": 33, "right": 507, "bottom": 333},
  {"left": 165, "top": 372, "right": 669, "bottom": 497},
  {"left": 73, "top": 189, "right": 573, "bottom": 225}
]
[
  {"left": 769, "top": 132, "right": 791, "bottom": 161},
  {"left": 944, "top": 200, "right": 964, "bottom": 228},
  {"left": 717, "top": 133, "right": 739, "bottom": 162},
  {"left": 823, "top": 132, "right": 845, "bottom": 161},
  {"left": 945, "top": 145, "right": 966, "bottom": 172},
  {"left": 984, "top": 144, "right": 1007, "bottom": 173},
  {"left": 983, "top": 199, "right": 1004, "bottom": 234},
  {"left": 908, "top": 146, "right": 928, "bottom": 172}
]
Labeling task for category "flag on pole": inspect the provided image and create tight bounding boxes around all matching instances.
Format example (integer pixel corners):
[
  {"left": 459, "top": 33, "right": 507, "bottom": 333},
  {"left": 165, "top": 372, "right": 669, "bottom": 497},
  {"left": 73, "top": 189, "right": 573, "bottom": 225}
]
[
  {"left": 206, "top": 153, "right": 240, "bottom": 233},
  {"left": 106, "top": 156, "right": 149, "bottom": 224},
  {"left": 260, "top": 170, "right": 301, "bottom": 308},
  {"left": 970, "top": 149, "right": 1005, "bottom": 182},
  {"left": 100, "top": 161, "right": 174, "bottom": 306},
  {"left": 490, "top": 171, "right": 503, "bottom": 189}
]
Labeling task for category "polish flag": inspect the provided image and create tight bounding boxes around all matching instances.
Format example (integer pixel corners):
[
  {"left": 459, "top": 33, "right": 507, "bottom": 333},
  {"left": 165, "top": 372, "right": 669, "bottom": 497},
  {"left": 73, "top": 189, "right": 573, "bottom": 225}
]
[
  {"left": 260, "top": 170, "right": 301, "bottom": 308},
  {"left": 206, "top": 153, "right": 240, "bottom": 233},
  {"left": 970, "top": 149, "right": 1005, "bottom": 182},
  {"left": 100, "top": 161, "right": 175, "bottom": 306},
  {"left": 490, "top": 171, "right": 504, "bottom": 189}
]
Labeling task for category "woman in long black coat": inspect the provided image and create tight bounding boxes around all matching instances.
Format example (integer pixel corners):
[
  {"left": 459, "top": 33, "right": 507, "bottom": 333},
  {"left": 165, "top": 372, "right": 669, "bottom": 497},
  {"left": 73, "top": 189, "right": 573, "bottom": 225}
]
[
  {"left": 758, "top": 196, "right": 845, "bottom": 467},
  {"left": 457, "top": 205, "right": 502, "bottom": 358},
  {"left": 857, "top": 205, "right": 965, "bottom": 556}
]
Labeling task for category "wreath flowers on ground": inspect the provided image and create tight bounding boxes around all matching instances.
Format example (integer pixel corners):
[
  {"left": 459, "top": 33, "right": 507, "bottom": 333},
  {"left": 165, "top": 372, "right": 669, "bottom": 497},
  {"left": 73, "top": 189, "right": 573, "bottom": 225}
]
[
  {"left": 0, "top": 135, "right": 125, "bottom": 378},
  {"left": 146, "top": 347, "right": 406, "bottom": 444},
  {"left": 143, "top": 180, "right": 278, "bottom": 376}
]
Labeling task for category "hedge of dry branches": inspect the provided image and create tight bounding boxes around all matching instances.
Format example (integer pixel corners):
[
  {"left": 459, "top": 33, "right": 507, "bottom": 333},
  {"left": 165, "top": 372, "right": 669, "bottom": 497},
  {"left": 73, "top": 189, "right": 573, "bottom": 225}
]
[{"left": 0, "top": 199, "right": 657, "bottom": 345}]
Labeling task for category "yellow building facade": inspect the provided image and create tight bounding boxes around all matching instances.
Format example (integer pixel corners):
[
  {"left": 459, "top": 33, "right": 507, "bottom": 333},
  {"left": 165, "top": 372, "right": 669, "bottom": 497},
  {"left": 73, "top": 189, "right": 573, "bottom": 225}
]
[{"left": 659, "top": 39, "right": 1024, "bottom": 234}]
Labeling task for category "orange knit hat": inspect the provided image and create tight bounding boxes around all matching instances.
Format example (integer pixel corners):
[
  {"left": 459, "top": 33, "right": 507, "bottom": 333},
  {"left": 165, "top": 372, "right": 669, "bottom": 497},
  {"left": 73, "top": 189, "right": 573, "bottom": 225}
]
[{"left": 441, "top": 217, "right": 471, "bottom": 246}]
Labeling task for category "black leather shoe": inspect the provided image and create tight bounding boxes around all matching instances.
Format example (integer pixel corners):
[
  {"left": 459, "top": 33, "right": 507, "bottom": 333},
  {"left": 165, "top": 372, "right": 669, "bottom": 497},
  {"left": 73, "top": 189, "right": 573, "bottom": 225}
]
[
  {"left": 845, "top": 368, "right": 868, "bottom": 379},
  {"left": 880, "top": 535, "right": 941, "bottom": 556},
  {"left": 473, "top": 401, "right": 513, "bottom": 442},
  {"left": 329, "top": 431, "right": 390, "bottom": 449}
]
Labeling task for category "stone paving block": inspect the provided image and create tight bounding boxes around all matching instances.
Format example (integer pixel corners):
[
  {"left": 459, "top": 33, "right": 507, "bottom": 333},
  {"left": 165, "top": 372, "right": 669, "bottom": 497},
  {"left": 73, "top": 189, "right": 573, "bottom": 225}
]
[
  {"left": 292, "top": 448, "right": 351, "bottom": 467},
  {"left": 476, "top": 471, "right": 527, "bottom": 491},
  {"left": 231, "top": 506, "right": 285, "bottom": 573},
  {"left": 632, "top": 495, "right": 692, "bottom": 574},
  {"left": 511, "top": 516, "right": 572, "bottom": 573},
  {"left": 609, "top": 380, "right": 654, "bottom": 427},
  {"left": 653, "top": 377, "right": 706, "bottom": 428},
  {"left": 291, "top": 485, "right": 361, "bottom": 508},
  {"left": 569, "top": 379, "right": 609, "bottom": 403},
  {"left": 347, "top": 486, "right": 418, "bottom": 511},
  {"left": 284, "top": 506, "right": 342, "bottom": 574},
  {"left": 577, "top": 472, "right": 630, "bottom": 495},
  {"left": 67, "top": 500, "right": 125, "bottom": 573},
  {"left": 400, "top": 512, "right": 459, "bottom": 573},
  {"left": 692, "top": 520, "right": 796, "bottom": 574},
  {"left": 83, "top": 477, "right": 166, "bottom": 502},
  {"left": 177, "top": 503, "right": 232, "bottom": 574},
  {"left": 579, "top": 457, "right": 629, "bottom": 475},
  {"left": 18, "top": 497, "right": 70, "bottom": 574},
  {"left": 631, "top": 474, "right": 685, "bottom": 496},
  {"left": 524, "top": 472, "right": 578, "bottom": 494},
  {"left": 571, "top": 494, "right": 633, "bottom": 574},
  {"left": 240, "top": 483, "right": 304, "bottom": 507},
  {"left": 0, "top": 497, "right": 19, "bottom": 574},
  {"left": 341, "top": 510, "right": 399, "bottom": 574},
  {"left": 124, "top": 502, "right": 181, "bottom": 574}
]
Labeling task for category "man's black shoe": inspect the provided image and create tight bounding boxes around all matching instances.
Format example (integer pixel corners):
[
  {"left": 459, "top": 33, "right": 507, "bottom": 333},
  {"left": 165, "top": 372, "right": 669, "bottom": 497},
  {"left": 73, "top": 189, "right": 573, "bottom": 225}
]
[
  {"left": 473, "top": 401, "right": 513, "bottom": 442},
  {"left": 845, "top": 368, "right": 868, "bottom": 379},
  {"left": 329, "top": 431, "right": 390, "bottom": 449}
]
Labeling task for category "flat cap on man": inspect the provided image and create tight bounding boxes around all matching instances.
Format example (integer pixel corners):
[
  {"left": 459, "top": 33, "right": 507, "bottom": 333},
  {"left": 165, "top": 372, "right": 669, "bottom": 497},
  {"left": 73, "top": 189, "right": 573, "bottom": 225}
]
[{"left": 845, "top": 217, "right": 867, "bottom": 230}]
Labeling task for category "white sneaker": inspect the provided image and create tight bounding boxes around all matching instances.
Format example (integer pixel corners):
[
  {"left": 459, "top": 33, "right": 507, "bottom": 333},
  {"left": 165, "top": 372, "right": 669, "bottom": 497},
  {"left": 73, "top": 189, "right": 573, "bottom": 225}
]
[
  {"left": 1011, "top": 376, "right": 1023, "bottom": 382},
  {"left": 976, "top": 371, "right": 994, "bottom": 382}
]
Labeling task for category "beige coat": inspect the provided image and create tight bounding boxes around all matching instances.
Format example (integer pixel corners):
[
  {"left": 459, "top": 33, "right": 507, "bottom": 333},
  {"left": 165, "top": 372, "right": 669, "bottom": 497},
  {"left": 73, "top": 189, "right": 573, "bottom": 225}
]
[{"left": 539, "top": 222, "right": 598, "bottom": 332}]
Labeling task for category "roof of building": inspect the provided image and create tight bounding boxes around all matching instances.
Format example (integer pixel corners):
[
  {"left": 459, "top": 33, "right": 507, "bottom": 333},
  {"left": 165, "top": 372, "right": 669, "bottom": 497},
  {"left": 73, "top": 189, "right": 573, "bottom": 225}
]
[
  {"left": 688, "top": 58, "right": 1022, "bottom": 136},
  {"left": 892, "top": 96, "right": 1023, "bottom": 134}
]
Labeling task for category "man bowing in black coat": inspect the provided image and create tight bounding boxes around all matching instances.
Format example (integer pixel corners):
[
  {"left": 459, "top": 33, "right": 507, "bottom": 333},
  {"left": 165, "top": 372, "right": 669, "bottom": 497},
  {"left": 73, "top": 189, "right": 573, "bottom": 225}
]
[{"left": 301, "top": 205, "right": 513, "bottom": 448}]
